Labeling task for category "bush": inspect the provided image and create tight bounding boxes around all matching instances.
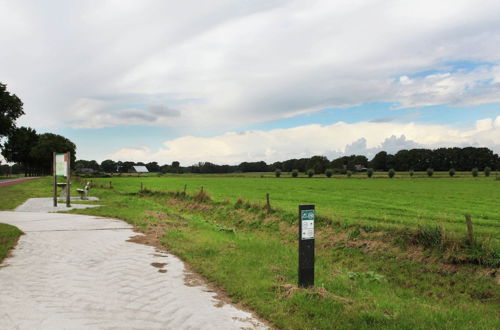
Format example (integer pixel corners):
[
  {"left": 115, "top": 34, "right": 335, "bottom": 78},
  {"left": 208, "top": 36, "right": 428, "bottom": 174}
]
[
  {"left": 471, "top": 168, "right": 478, "bottom": 177},
  {"left": 275, "top": 169, "right": 281, "bottom": 178},
  {"left": 307, "top": 169, "right": 314, "bottom": 178},
  {"left": 449, "top": 168, "right": 455, "bottom": 177},
  {"left": 292, "top": 169, "right": 298, "bottom": 178},
  {"left": 409, "top": 169, "right": 414, "bottom": 177},
  {"left": 484, "top": 166, "right": 491, "bottom": 177},
  {"left": 388, "top": 168, "right": 395, "bottom": 178},
  {"left": 325, "top": 169, "right": 333, "bottom": 178},
  {"left": 426, "top": 168, "right": 434, "bottom": 177},
  {"left": 367, "top": 168, "right": 373, "bottom": 178},
  {"left": 346, "top": 170, "right": 352, "bottom": 178}
]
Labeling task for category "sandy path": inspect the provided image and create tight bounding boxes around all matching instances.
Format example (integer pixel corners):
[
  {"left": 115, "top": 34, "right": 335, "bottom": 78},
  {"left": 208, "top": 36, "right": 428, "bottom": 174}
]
[{"left": 0, "top": 205, "right": 266, "bottom": 329}]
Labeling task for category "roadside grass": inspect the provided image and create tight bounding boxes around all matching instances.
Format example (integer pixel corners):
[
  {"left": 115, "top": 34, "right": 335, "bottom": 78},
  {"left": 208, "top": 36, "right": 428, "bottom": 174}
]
[
  {"left": 2, "top": 175, "right": 499, "bottom": 328},
  {"left": 0, "top": 177, "right": 88, "bottom": 210},
  {"left": 70, "top": 188, "right": 499, "bottom": 329},
  {"left": 0, "top": 177, "right": 51, "bottom": 210},
  {"left": 0, "top": 223, "right": 23, "bottom": 263},
  {"left": 87, "top": 175, "right": 500, "bottom": 249}
]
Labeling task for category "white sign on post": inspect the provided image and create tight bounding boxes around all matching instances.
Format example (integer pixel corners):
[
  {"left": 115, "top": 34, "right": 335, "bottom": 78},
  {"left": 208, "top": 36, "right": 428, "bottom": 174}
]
[
  {"left": 55, "top": 153, "right": 68, "bottom": 177},
  {"left": 301, "top": 209, "right": 314, "bottom": 240}
]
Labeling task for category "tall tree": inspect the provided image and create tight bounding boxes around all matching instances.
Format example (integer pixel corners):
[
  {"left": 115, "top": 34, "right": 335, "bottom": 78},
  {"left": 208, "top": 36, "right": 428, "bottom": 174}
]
[
  {"left": 1, "top": 127, "right": 38, "bottom": 176},
  {"left": 370, "top": 151, "right": 388, "bottom": 171},
  {"left": 29, "top": 133, "right": 76, "bottom": 175},
  {"left": 0, "top": 83, "right": 24, "bottom": 142},
  {"left": 101, "top": 159, "right": 117, "bottom": 173}
]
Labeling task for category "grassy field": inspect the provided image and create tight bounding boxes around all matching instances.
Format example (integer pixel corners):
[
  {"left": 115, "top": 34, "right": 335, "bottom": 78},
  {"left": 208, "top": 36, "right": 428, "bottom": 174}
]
[
  {"left": 88, "top": 174, "right": 500, "bottom": 248},
  {"left": 1, "top": 175, "right": 499, "bottom": 329},
  {"left": 0, "top": 177, "right": 54, "bottom": 210},
  {"left": 0, "top": 223, "right": 23, "bottom": 263}
]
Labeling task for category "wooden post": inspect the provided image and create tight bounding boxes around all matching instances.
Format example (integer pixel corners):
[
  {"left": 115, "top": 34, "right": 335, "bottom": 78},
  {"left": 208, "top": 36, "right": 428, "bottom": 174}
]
[
  {"left": 465, "top": 214, "right": 474, "bottom": 244},
  {"left": 109, "top": 181, "right": 112, "bottom": 189},
  {"left": 183, "top": 184, "right": 187, "bottom": 194},
  {"left": 266, "top": 193, "right": 271, "bottom": 212},
  {"left": 53, "top": 152, "right": 57, "bottom": 207},
  {"left": 66, "top": 152, "right": 71, "bottom": 207},
  {"left": 201, "top": 186, "right": 204, "bottom": 194}
]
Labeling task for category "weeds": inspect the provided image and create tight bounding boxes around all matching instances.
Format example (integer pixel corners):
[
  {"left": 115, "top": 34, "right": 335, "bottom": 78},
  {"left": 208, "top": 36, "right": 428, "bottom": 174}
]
[{"left": 193, "top": 187, "right": 211, "bottom": 203}]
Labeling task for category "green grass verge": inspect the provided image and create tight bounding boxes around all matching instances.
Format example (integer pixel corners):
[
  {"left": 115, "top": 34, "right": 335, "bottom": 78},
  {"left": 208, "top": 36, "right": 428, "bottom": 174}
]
[
  {"left": 2, "top": 175, "right": 499, "bottom": 328},
  {"left": 70, "top": 188, "right": 499, "bottom": 329},
  {"left": 0, "top": 223, "right": 23, "bottom": 263},
  {"left": 88, "top": 175, "right": 500, "bottom": 249}
]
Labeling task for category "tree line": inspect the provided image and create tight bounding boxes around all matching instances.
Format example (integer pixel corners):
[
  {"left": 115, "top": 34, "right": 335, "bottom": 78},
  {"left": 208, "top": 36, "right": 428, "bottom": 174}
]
[{"left": 74, "top": 146, "right": 499, "bottom": 175}]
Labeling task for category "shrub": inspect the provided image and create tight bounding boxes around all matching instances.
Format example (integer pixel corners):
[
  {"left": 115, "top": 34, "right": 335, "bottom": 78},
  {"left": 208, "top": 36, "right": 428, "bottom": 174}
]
[
  {"left": 325, "top": 169, "right": 333, "bottom": 178},
  {"left": 449, "top": 168, "right": 455, "bottom": 177},
  {"left": 472, "top": 168, "right": 478, "bottom": 177},
  {"left": 484, "top": 166, "right": 491, "bottom": 177},
  {"left": 367, "top": 168, "right": 373, "bottom": 178},
  {"left": 388, "top": 168, "right": 395, "bottom": 178},
  {"left": 426, "top": 168, "right": 434, "bottom": 177},
  {"left": 409, "top": 169, "right": 414, "bottom": 177},
  {"left": 307, "top": 169, "right": 314, "bottom": 178},
  {"left": 291, "top": 169, "right": 298, "bottom": 178},
  {"left": 346, "top": 170, "right": 352, "bottom": 178},
  {"left": 275, "top": 169, "right": 281, "bottom": 178}
]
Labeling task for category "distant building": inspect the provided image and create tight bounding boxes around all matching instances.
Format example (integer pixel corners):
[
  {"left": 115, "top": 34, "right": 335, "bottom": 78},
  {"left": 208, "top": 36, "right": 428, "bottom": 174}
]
[
  {"left": 76, "top": 168, "right": 95, "bottom": 174},
  {"left": 130, "top": 166, "right": 149, "bottom": 173},
  {"left": 355, "top": 164, "right": 367, "bottom": 172}
]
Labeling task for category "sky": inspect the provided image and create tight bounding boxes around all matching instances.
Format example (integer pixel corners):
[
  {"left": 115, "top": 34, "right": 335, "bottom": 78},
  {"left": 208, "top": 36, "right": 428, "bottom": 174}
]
[{"left": 1, "top": 0, "right": 500, "bottom": 166}]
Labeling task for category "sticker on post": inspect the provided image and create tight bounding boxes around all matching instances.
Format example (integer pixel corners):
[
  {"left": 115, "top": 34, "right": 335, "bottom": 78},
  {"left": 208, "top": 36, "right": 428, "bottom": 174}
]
[{"left": 301, "top": 209, "right": 314, "bottom": 240}]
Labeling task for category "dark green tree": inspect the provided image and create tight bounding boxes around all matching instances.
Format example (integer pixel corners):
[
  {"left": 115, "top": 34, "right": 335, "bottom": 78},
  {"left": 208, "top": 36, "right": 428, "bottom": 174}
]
[
  {"left": 29, "top": 133, "right": 76, "bottom": 175},
  {"left": 1, "top": 127, "right": 38, "bottom": 176},
  {"left": 0, "top": 82, "right": 24, "bottom": 141},
  {"left": 370, "top": 151, "right": 388, "bottom": 171},
  {"left": 101, "top": 159, "right": 117, "bottom": 173}
]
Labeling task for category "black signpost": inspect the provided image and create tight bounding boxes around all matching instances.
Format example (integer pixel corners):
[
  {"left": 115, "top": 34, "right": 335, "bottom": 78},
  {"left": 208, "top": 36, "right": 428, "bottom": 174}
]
[{"left": 298, "top": 204, "right": 315, "bottom": 287}]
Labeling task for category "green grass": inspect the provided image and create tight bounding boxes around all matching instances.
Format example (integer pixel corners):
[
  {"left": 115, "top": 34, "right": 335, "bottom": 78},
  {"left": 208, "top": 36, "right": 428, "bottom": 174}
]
[
  {"left": 70, "top": 189, "right": 499, "bottom": 329},
  {"left": 88, "top": 174, "right": 500, "bottom": 248},
  {"left": 2, "top": 175, "right": 499, "bottom": 328},
  {"left": 0, "top": 223, "right": 23, "bottom": 263}
]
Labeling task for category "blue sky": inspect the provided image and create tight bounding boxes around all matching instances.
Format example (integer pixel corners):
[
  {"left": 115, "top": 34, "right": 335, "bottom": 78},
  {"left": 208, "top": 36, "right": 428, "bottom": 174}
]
[{"left": 1, "top": 0, "right": 500, "bottom": 165}]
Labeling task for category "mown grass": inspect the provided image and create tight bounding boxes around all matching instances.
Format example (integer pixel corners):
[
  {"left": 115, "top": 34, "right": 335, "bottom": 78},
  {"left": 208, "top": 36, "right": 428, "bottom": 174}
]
[
  {"left": 87, "top": 175, "right": 500, "bottom": 249},
  {"left": 2, "top": 175, "right": 499, "bottom": 328},
  {"left": 70, "top": 188, "right": 499, "bottom": 329},
  {"left": 0, "top": 223, "right": 23, "bottom": 263}
]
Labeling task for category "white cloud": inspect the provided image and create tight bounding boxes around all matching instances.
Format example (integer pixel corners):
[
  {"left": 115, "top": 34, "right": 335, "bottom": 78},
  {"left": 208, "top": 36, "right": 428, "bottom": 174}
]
[
  {"left": 394, "top": 66, "right": 500, "bottom": 108},
  {"left": 107, "top": 117, "right": 500, "bottom": 165},
  {"left": 2, "top": 0, "right": 500, "bottom": 131}
]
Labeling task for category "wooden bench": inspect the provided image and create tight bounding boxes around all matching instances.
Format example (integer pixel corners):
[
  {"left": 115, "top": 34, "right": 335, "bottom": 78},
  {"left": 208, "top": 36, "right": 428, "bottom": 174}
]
[{"left": 77, "top": 182, "right": 91, "bottom": 200}]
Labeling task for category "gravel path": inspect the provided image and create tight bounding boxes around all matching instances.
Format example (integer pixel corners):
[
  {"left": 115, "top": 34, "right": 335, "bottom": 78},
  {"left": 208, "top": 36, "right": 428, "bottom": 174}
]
[{"left": 0, "top": 200, "right": 266, "bottom": 329}]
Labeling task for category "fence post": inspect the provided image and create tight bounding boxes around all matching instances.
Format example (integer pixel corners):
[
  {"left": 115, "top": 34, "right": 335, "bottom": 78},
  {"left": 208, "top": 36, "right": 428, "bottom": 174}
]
[
  {"left": 265, "top": 193, "right": 271, "bottom": 212},
  {"left": 465, "top": 214, "right": 474, "bottom": 244}
]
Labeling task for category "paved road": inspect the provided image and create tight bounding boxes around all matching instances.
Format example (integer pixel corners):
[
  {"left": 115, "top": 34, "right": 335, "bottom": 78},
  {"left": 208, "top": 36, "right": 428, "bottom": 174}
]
[
  {"left": 0, "top": 204, "right": 265, "bottom": 329},
  {"left": 0, "top": 177, "right": 39, "bottom": 187}
]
